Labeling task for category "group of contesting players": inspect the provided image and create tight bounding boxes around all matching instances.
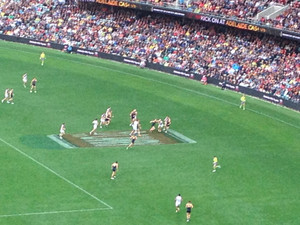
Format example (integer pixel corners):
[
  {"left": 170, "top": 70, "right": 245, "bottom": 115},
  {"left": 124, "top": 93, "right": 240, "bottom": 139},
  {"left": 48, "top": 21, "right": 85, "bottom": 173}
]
[
  {"left": 59, "top": 108, "right": 172, "bottom": 149},
  {"left": 1, "top": 73, "right": 38, "bottom": 105},
  {"left": 127, "top": 109, "right": 172, "bottom": 149}
]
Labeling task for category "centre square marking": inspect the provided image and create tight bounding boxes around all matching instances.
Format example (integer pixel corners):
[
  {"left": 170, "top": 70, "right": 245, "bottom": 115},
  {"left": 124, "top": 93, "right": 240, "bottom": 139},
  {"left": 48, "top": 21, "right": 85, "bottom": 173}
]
[{"left": 62, "top": 130, "right": 182, "bottom": 148}]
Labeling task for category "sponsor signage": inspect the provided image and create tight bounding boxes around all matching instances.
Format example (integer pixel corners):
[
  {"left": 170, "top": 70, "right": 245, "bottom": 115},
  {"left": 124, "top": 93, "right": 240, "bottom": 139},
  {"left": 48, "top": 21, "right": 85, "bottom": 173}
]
[
  {"left": 186, "top": 13, "right": 267, "bottom": 33},
  {"left": 76, "top": 48, "right": 98, "bottom": 56},
  {"left": 123, "top": 58, "right": 140, "bottom": 65},
  {"left": 173, "top": 70, "right": 194, "bottom": 79},
  {"left": 186, "top": 13, "right": 226, "bottom": 25},
  {"left": 217, "top": 82, "right": 239, "bottom": 91},
  {"left": 96, "top": 0, "right": 139, "bottom": 9},
  {"left": 225, "top": 20, "right": 266, "bottom": 33},
  {"left": 262, "top": 95, "right": 283, "bottom": 104},
  {"left": 28, "top": 40, "right": 51, "bottom": 47}
]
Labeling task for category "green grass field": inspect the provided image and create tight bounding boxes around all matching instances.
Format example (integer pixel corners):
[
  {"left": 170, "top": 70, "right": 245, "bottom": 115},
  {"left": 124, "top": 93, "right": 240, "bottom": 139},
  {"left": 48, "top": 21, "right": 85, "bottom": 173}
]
[{"left": 0, "top": 40, "right": 299, "bottom": 225}]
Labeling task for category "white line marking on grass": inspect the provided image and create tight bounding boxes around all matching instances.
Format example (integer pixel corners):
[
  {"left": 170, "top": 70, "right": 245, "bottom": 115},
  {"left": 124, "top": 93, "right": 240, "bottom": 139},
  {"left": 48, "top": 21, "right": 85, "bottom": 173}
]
[
  {"left": 246, "top": 108, "right": 300, "bottom": 129},
  {"left": 0, "top": 44, "right": 299, "bottom": 130},
  {"left": 47, "top": 134, "right": 77, "bottom": 148},
  {"left": 0, "top": 138, "right": 113, "bottom": 210},
  {"left": 0, "top": 208, "right": 110, "bottom": 218}
]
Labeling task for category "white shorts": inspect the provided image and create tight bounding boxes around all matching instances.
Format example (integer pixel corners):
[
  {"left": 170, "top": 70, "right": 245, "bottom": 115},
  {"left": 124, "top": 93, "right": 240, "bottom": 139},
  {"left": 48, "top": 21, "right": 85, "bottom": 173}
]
[
  {"left": 175, "top": 201, "right": 181, "bottom": 207},
  {"left": 60, "top": 130, "right": 65, "bottom": 135},
  {"left": 93, "top": 125, "right": 97, "bottom": 129},
  {"left": 101, "top": 118, "right": 105, "bottom": 123},
  {"left": 23, "top": 78, "right": 27, "bottom": 83}
]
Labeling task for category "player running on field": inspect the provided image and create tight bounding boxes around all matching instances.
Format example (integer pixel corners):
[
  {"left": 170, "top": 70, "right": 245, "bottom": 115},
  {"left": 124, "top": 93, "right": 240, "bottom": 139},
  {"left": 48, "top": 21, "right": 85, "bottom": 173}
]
[
  {"left": 22, "top": 73, "right": 28, "bottom": 88},
  {"left": 30, "top": 78, "right": 37, "bottom": 93},
  {"left": 185, "top": 201, "right": 194, "bottom": 222},
  {"left": 1, "top": 88, "right": 10, "bottom": 103},
  {"left": 105, "top": 107, "right": 113, "bottom": 126},
  {"left": 212, "top": 156, "right": 221, "bottom": 172},
  {"left": 239, "top": 94, "right": 246, "bottom": 110},
  {"left": 111, "top": 161, "right": 119, "bottom": 179},
  {"left": 126, "top": 134, "right": 137, "bottom": 149},
  {"left": 100, "top": 113, "right": 106, "bottom": 128},
  {"left": 149, "top": 119, "right": 159, "bottom": 132},
  {"left": 40, "top": 52, "right": 46, "bottom": 66},
  {"left": 175, "top": 194, "right": 183, "bottom": 213},
  {"left": 59, "top": 123, "right": 66, "bottom": 139},
  {"left": 8, "top": 89, "right": 14, "bottom": 104},
  {"left": 89, "top": 118, "right": 99, "bottom": 135}
]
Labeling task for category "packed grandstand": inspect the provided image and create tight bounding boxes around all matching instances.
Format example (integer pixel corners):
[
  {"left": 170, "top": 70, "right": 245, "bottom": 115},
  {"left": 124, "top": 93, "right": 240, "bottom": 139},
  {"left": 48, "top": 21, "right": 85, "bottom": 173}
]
[{"left": 0, "top": 0, "right": 299, "bottom": 104}]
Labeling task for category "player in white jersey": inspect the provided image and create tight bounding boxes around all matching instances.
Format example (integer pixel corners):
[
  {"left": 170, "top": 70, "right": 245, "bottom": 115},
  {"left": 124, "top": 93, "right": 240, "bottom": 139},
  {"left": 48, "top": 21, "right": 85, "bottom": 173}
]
[
  {"left": 130, "top": 119, "right": 139, "bottom": 136},
  {"left": 100, "top": 113, "right": 106, "bottom": 128},
  {"left": 59, "top": 123, "right": 66, "bottom": 139},
  {"left": 157, "top": 119, "right": 164, "bottom": 132},
  {"left": 90, "top": 118, "right": 99, "bottom": 135},
  {"left": 105, "top": 107, "right": 112, "bottom": 126},
  {"left": 1, "top": 88, "right": 10, "bottom": 103},
  {"left": 106, "top": 107, "right": 112, "bottom": 118},
  {"left": 22, "top": 73, "right": 28, "bottom": 88},
  {"left": 175, "top": 194, "right": 183, "bottom": 213},
  {"left": 8, "top": 89, "right": 14, "bottom": 104}
]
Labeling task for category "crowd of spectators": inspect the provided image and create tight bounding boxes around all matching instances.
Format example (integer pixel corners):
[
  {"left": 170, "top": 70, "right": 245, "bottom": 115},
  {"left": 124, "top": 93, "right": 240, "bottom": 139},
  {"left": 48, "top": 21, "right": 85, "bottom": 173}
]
[
  {"left": 134, "top": 0, "right": 299, "bottom": 32},
  {"left": 261, "top": 1, "right": 300, "bottom": 32},
  {"left": 136, "top": 0, "right": 286, "bottom": 18},
  {"left": 187, "top": 0, "right": 273, "bottom": 20},
  {"left": 0, "top": 0, "right": 299, "bottom": 102}
]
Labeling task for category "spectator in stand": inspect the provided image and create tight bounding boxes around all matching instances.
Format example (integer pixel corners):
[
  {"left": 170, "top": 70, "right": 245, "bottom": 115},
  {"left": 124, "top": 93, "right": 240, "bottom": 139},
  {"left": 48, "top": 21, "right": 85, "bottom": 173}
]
[{"left": 201, "top": 75, "right": 207, "bottom": 85}]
